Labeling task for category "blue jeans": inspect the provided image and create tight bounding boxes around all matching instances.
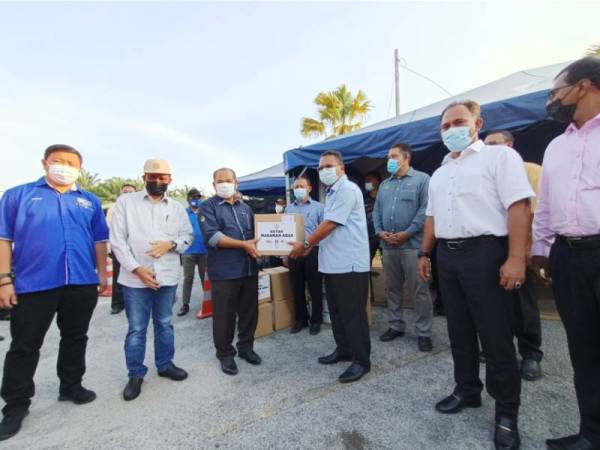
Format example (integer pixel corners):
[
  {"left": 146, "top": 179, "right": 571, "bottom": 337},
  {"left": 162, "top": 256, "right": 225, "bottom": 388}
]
[{"left": 123, "top": 286, "right": 177, "bottom": 378}]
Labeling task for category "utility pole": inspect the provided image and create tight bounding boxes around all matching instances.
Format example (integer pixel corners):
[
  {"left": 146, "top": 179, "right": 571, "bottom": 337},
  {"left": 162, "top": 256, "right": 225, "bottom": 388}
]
[{"left": 394, "top": 48, "right": 400, "bottom": 117}]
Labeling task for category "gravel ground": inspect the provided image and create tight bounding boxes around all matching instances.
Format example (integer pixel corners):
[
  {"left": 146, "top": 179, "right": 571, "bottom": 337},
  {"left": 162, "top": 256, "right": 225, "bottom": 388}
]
[{"left": 0, "top": 282, "right": 578, "bottom": 450}]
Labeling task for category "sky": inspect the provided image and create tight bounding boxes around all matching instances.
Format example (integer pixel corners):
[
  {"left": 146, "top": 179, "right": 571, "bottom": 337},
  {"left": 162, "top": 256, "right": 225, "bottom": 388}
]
[{"left": 0, "top": 0, "right": 599, "bottom": 195}]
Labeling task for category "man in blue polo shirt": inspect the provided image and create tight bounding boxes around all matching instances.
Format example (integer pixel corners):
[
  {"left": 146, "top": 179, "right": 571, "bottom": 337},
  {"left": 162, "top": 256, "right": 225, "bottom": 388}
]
[
  {"left": 290, "top": 151, "right": 371, "bottom": 384},
  {"left": 0, "top": 144, "right": 109, "bottom": 441},
  {"left": 284, "top": 176, "right": 324, "bottom": 335},
  {"left": 177, "top": 188, "right": 208, "bottom": 317},
  {"left": 200, "top": 168, "right": 261, "bottom": 376}
]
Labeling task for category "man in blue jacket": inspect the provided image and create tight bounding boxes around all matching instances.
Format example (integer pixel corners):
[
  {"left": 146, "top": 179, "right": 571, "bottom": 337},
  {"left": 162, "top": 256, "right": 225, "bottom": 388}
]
[
  {"left": 200, "top": 168, "right": 261, "bottom": 376},
  {"left": 178, "top": 188, "right": 208, "bottom": 316}
]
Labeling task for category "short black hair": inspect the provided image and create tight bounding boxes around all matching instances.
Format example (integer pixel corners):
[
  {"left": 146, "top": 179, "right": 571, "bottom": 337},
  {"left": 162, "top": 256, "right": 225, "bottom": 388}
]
[
  {"left": 486, "top": 130, "right": 514, "bottom": 144},
  {"left": 320, "top": 150, "right": 344, "bottom": 166},
  {"left": 187, "top": 187, "right": 201, "bottom": 199},
  {"left": 294, "top": 175, "right": 312, "bottom": 186},
  {"left": 44, "top": 144, "right": 83, "bottom": 164},
  {"left": 364, "top": 171, "right": 381, "bottom": 182},
  {"left": 557, "top": 56, "right": 600, "bottom": 89},
  {"left": 121, "top": 183, "right": 136, "bottom": 190},
  {"left": 390, "top": 142, "right": 412, "bottom": 159}
]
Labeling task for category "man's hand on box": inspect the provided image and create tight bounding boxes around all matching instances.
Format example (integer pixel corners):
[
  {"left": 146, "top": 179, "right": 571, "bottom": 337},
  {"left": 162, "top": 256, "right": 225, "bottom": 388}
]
[
  {"left": 243, "top": 239, "right": 261, "bottom": 258},
  {"left": 289, "top": 241, "right": 310, "bottom": 259}
]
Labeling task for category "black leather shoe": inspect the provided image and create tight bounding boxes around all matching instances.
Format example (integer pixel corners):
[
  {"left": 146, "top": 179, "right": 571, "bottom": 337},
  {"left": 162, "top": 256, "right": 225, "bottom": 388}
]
[
  {"left": 520, "top": 358, "right": 542, "bottom": 381},
  {"left": 123, "top": 378, "right": 143, "bottom": 401},
  {"left": 379, "top": 328, "right": 405, "bottom": 342},
  {"left": 220, "top": 357, "right": 238, "bottom": 375},
  {"left": 435, "top": 393, "right": 482, "bottom": 414},
  {"left": 418, "top": 336, "right": 433, "bottom": 352},
  {"left": 546, "top": 434, "right": 597, "bottom": 450},
  {"left": 158, "top": 364, "right": 188, "bottom": 381},
  {"left": 494, "top": 417, "right": 520, "bottom": 450},
  {"left": 238, "top": 350, "right": 262, "bottom": 365},
  {"left": 177, "top": 304, "right": 190, "bottom": 317},
  {"left": 318, "top": 349, "right": 353, "bottom": 365},
  {"left": 0, "top": 411, "right": 28, "bottom": 441},
  {"left": 110, "top": 306, "right": 124, "bottom": 315},
  {"left": 58, "top": 385, "right": 97, "bottom": 404},
  {"left": 309, "top": 323, "right": 321, "bottom": 335},
  {"left": 290, "top": 321, "right": 308, "bottom": 334},
  {"left": 338, "top": 363, "right": 370, "bottom": 383}
]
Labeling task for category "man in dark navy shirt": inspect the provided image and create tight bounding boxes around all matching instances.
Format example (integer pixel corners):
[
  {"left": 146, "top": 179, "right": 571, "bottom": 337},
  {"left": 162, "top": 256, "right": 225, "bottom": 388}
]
[
  {"left": 200, "top": 168, "right": 261, "bottom": 376},
  {"left": 0, "top": 144, "right": 109, "bottom": 441}
]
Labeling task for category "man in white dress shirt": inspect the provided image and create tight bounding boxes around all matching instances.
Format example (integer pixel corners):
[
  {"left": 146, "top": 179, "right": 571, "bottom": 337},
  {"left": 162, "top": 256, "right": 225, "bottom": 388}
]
[
  {"left": 110, "top": 158, "right": 194, "bottom": 401},
  {"left": 417, "top": 101, "right": 534, "bottom": 450}
]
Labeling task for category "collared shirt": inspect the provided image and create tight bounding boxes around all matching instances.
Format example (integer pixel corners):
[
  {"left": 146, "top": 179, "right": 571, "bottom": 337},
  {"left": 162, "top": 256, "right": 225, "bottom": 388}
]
[
  {"left": 184, "top": 206, "right": 207, "bottom": 255},
  {"left": 199, "top": 195, "right": 258, "bottom": 281},
  {"left": 426, "top": 140, "right": 534, "bottom": 239},
  {"left": 373, "top": 167, "right": 430, "bottom": 250},
  {"left": 0, "top": 177, "right": 109, "bottom": 294},
  {"left": 109, "top": 190, "right": 193, "bottom": 288},
  {"left": 319, "top": 175, "right": 370, "bottom": 274},
  {"left": 284, "top": 198, "right": 324, "bottom": 240},
  {"left": 532, "top": 113, "right": 600, "bottom": 256}
]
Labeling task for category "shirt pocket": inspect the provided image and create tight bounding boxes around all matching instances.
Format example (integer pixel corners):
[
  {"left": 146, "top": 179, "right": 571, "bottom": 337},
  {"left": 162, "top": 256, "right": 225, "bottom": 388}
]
[
  {"left": 457, "top": 169, "right": 484, "bottom": 195},
  {"left": 398, "top": 189, "right": 417, "bottom": 201}
]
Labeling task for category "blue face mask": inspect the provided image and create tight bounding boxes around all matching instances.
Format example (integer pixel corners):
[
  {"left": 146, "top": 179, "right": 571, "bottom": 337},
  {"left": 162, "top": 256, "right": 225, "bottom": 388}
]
[
  {"left": 189, "top": 199, "right": 201, "bottom": 208},
  {"left": 442, "top": 126, "right": 473, "bottom": 152},
  {"left": 319, "top": 167, "right": 339, "bottom": 186},
  {"left": 387, "top": 159, "right": 399, "bottom": 174},
  {"left": 294, "top": 188, "right": 308, "bottom": 201}
]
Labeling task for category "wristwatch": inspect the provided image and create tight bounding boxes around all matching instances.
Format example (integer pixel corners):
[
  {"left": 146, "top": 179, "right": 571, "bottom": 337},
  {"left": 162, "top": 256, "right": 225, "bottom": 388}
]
[
  {"left": 303, "top": 240, "right": 311, "bottom": 249},
  {"left": 0, "top": 272, "right": 15, "bottom": 282},
  {"left": 417, "top": 250, "right": 430, "bottom": 259}
]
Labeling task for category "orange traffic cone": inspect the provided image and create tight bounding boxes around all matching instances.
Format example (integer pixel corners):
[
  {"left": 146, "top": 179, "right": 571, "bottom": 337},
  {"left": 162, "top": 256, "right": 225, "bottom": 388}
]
[
  {"left": 100, "top": 256, "right": 113, "bottom": 297},
  {"left": 196, "top": 270, "right": 213, "bottom": 319}
]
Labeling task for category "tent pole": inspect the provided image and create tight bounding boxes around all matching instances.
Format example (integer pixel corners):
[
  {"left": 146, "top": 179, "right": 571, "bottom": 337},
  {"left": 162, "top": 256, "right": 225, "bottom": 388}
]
[
  {"left": 285, "top": 172, "right": 291, "bottom": 205},
  {"left": 394, "top": 48, "right": 400, "bottom": 117}
]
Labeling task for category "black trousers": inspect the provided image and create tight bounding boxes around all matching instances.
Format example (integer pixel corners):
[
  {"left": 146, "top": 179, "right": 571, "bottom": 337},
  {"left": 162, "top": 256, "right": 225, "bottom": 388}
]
[
  {"left": 323, "top": 272, "right": 370, "bottom": 367},
  {"left": 514, "top": 268, "right": 543, "bottom": 362},
  {"left": 288, "top": 247, "right": 322, "bottom": 325},
  {"left": 212, "top": 275, "right": 258, "bottom": 359},
  {"left": 1, "top": 285, "right": 98, "bottom": 415},
  {"left": 550, "top": 240, "right": 600, "bottom": 446},
  {"left": 111, "top": 257, "right": 124, "bottom": 309},
  {"left": 437, "top": 238, "right": 521, "bottom": 420}
]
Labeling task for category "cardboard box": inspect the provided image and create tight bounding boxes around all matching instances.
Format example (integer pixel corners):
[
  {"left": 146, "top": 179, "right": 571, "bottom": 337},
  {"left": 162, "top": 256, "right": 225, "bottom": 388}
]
[
  {"left": 263, "top": 266, "right": 293, "bottom": 302},
  {"left": 258, "top": 271, "right": 271, "bottom": 304},
  {"left": 255, "top": 302, "right": 273, "bottom": 338},
  {"left": 255, "top": 214, "right": 304, "bottom": 256},
  {"left": 273, "top": 297, "right": 294, "bottom": 331}
]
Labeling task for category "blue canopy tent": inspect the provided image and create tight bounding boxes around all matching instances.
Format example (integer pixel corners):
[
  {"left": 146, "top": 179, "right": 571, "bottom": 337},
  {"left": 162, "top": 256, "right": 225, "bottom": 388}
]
[
  {"left": 237, "top": 162, "right": 286, "bottom": 197},
  {"left": 283, "top": 61, "right": 571, "bottom": 183}
]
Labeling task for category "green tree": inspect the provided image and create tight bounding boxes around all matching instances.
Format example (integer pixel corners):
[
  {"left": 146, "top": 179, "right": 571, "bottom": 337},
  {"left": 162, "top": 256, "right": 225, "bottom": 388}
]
[
  {"left": 301, "top": 84, "right": 372, "bottom": 139},
  {"left": 78, "top": 169, "right": 101, "bottom": 191},
  {"left": 587, "top": 44, "right": 600, "bottom": 56}
]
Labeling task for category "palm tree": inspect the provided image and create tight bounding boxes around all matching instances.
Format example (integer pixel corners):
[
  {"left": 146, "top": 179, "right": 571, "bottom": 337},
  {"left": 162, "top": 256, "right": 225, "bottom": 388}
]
[
  {"left": 78, "top": 169, "right": 101, "bottom": 191},
  {"left": 587, "top": 44, "right": 600, "bottom": 56},
  {"left": 301, "top": 85, "right": 372, "bottom": 139}
]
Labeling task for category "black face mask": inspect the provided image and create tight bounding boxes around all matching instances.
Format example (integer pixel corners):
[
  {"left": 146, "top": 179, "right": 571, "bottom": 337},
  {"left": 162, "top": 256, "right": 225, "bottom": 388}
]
[
  {"left": 546, "top": 98, "right": 578, "bottom": 123},
  {"left": 145, "top": 181, "right": 168, "bottom": 196}
]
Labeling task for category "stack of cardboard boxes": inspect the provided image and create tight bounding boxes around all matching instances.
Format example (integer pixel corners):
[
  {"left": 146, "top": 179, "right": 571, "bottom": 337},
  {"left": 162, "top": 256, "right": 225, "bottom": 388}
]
[{"left": 254, "top": 267, "right": 296, "bottom": 338}]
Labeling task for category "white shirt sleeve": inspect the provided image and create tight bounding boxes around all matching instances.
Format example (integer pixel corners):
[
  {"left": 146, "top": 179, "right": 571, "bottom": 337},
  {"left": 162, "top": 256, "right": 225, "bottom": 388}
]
[
  {"left": 109, "top": 197, "right": 141, "bottom": 274},
  {"left": 494, "top": 147, "right": 535, "bottom": 210}
]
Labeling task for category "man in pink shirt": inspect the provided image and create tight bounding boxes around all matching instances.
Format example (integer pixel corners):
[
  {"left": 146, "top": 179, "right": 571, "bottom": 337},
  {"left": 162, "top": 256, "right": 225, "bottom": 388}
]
[{"left": 532, "top": 56, "right": 600, "bottom": 450}]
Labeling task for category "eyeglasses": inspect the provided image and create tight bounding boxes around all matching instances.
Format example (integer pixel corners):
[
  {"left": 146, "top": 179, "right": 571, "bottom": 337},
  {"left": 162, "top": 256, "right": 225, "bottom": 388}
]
[{"left": 547, "top": 84, "right": 575, "bottom": 101}]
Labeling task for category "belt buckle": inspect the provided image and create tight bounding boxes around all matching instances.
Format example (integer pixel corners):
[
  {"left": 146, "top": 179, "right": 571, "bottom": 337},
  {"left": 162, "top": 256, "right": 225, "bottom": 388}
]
[{"left": 446, "top": 240, "right": 463, "bottom": 250}]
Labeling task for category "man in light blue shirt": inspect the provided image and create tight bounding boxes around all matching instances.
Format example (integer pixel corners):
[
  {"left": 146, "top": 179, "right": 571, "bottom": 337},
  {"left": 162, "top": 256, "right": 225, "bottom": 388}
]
[
  {"left": 289, "top": 151, "right": 370, "bottom": 384},
  {"left": 284, "top": 176, "right": 324, "bottom": 335},
  {"left": 373, "top": 143, "right": 433, "bottom": 352}
]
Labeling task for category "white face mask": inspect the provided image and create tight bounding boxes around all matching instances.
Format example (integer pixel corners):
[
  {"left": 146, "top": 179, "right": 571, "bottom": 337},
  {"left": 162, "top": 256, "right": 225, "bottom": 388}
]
[
  {"left": 48, "top": 164, "right": 80, "bottom": 186},
  {"left": 215, "top": 182, "right": 236, "bottom": 199},
  {"left": 275, "top": 204, "right": 284, "bottom": 214}
]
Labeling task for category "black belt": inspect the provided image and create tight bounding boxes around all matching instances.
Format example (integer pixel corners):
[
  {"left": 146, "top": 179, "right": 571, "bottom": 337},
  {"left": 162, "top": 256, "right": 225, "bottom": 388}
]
[
  {"left": 556, "top": 234, "right": 600, "bottom": 249},
  {"left": 437, "top": 235, "right": 505, "bottom": 251}
]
